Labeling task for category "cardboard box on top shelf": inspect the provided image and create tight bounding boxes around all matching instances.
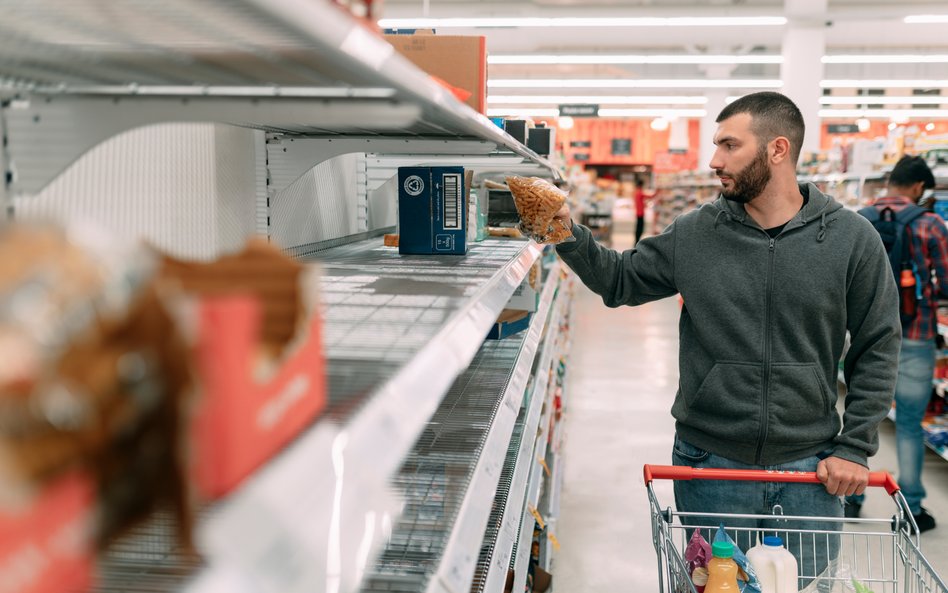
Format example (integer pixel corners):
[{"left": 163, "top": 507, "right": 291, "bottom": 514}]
[{"left": 384, "top": 32, "right": 487, "bottom": 113}]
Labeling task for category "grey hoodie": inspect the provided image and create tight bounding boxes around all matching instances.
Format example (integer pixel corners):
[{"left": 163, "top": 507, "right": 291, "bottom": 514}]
[{"left": 556, "top": 183, "right": 900, "bottom": 466}]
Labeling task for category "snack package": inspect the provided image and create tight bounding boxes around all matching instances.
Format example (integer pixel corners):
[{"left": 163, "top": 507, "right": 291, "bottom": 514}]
[
  {"left": 504, "top": 176, "right": 575, "bottom": 245},
  {"left": 798, "top": 558, "right": 875, "bottom": 593},
  {"left": 684, "top": 530, "right": 713, "bottom": 592},
  {"left": 714, "top": 525, "right": 762, "bottom": 593}
]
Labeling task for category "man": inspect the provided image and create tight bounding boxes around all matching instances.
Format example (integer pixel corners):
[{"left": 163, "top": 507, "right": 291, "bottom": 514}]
[
  {"left": 850, "top": 155, "right": 947, "bottom": 532},
  {"left": 553, "top": 92, "right": 900, "bottom": 580}
]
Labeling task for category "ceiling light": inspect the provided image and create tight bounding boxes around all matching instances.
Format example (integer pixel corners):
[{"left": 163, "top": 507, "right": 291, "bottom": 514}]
[
  {"left": 488, "top": 95, "right": 709, "bottom": 105},
  {"left": 822, "top": 54, "right": 948, "bottom": 64},
  {"left": 888, "top": 122, "right": 898, "bottom": 131},
  {"left": 650, "top": 117, "right": 671, "bottom": 132},
  {"left": 856, "top": 118, "right": 871, "bottom": 132},
  {"left": 489, "top": 54, "right": 782, "bottom": 65},
  {"left": 488, "top": 79, "right": 782, "bottom": 89},
  {"left": 904, "top": 15, "right": 948, "bottom": 24},
  {"left": 818, "top": 108, "right": 948, "bottom": 118},
  {"left": 820, "top": 96, "right": 946, "bottom": 105},
  {"left": 926, "top": 123, "right": 937, "bottom": 131},
  {"left": 821, "top": 80, "right": 948, "bottom": 88},
  {"left": 558, "top": 116, "right": 575, "bottom": 130},
  {"left": 379, "top": 17, "right": 787, "bottom": 29},
  {"left": 599, "top": 108, "right": 706, "bottom": 117}
]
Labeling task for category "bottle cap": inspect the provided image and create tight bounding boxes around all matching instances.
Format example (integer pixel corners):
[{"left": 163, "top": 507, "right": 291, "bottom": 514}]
[
  {"left": 712, "top": 541, "right": 734, "bottom": 558},
  {"left": 763, "top": 536, "right": 784, "bottom": 547}
]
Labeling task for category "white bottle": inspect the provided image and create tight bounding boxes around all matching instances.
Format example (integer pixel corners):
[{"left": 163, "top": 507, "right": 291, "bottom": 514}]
[{"left": 746, "top": 536, "right": 799, "bottom": 593}]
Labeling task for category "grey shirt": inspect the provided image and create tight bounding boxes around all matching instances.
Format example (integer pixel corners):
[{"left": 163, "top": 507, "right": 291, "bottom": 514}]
[{"left": 556, "top": 183, "right": 900, "bottom": 466}]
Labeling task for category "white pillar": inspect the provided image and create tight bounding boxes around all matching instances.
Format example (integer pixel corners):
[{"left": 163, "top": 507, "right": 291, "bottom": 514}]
[
  {"left": 782, "top": 0, "right": 827, "bottom": 156},
  {"left": 700, "top": 89, "right": 729, "bottom": 171}
]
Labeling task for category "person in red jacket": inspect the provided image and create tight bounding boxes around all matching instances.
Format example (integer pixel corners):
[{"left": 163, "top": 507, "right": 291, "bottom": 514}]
[{"left": 633, "top": 179, "right": 656, "bottom": 245}]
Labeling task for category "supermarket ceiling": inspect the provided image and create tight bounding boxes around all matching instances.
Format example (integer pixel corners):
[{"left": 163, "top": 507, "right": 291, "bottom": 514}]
[{"left": 380, "top": 0, "right": 948, "bottom": 119}]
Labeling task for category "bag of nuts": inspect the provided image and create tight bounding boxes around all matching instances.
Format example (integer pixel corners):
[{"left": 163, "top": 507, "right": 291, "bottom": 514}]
[{"left": 504, "top": 176, "right": 575, "bottom": 245}]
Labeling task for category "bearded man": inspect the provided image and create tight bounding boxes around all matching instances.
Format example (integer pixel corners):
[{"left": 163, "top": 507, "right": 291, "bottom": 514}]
[{"left": 552, "top": 92, "right": 900, "bottom": 585}]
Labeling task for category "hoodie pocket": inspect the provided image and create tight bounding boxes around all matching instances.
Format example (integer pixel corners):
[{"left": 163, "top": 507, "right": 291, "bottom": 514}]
[
  {"left": 766, "top": 363, "right": 836, "bottom": 445},
  {"left": 678, "top": 362, "right": 762, "bottom": 440}
]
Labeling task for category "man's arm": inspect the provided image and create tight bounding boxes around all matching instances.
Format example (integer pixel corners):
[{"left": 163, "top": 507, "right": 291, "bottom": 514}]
[{"left": 553, "top": 205, "right": 677, "bottom": 307}]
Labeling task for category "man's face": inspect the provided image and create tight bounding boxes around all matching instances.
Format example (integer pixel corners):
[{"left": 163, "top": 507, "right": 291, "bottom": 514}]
[{"left": 709, "top": 113, "right": 773, "bottom": 204}]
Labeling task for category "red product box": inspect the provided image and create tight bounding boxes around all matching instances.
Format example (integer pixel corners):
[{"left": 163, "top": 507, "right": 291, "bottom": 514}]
[
  {"left": 192, "top": 296, "right": 327, "bottom": 499},
  {"left": 0, "top": 472, "right": 95, "bottom": 593}
]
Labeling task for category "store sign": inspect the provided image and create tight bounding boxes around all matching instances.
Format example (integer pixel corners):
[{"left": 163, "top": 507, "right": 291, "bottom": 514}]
[
  {"left": 828, "top": 124, "right": 860, "bottom": 134},
  {"left": 559, "top": 104, "right": 599, "bottom": 117},
  {"left": 573, "top": 153, "right": 591, "bottom": 162},
  {"left": 611, "top": 138, "right": 632, "bottom": 156},
  {"left": 570, "top": 140, "right": 592, "bottom": 148}
]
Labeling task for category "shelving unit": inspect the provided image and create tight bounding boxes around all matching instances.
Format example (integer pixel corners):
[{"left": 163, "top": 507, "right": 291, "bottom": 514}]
[{"left": 0, "top": 3, "right": 569, "bottom": 593}]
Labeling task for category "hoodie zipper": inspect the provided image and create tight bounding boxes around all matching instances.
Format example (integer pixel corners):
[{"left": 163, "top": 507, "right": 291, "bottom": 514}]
[{"left": 756, "top": 236, "right": 777, "bottom": 464}]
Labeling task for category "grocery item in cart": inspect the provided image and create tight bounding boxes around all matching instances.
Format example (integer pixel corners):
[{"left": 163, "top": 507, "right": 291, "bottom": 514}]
[
  {"left": 705, "top": 541, "right": 740, "bottom": 592},
  {"left": 746, "top": 536, "right": 798, "bottom": 593},
  {"left": 685, "top": 530, "right": 713, "bottom": 592},
  {"left": 504, "top": 176, "right": 575, "bottom": 244},
  {"left": 714, "top": 526, "right": 762, "bottom": 593}
]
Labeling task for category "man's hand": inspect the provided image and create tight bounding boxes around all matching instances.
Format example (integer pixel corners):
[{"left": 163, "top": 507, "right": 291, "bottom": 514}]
[
  {"left": 554, "top": 204, "right": 573, "bottom": 231},
  {"left": 816, "top": 456, "right": 869, "bottom": 496}
]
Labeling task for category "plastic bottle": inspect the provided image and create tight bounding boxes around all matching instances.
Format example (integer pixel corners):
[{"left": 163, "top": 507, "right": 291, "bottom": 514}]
[
  {"left": 705, "top": 541, "right": 740, "bottom": 593},
  {"left": 900, "top": 268, "right": 918, "bottom": 318},
  {"left": 746, "top": 536, "right": 799, "bottom": 593}
]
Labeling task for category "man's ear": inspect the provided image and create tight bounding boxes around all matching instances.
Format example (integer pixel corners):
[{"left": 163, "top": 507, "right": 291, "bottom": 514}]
[{"left": 770, "top": 137, "right": 791, "bottom": 164}]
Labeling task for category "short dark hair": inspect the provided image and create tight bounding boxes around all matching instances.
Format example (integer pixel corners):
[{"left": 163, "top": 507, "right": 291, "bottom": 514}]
[
  {"left": 888, "top": 155, "right": 935, "bottom": 189},
  {"left": 716, "top": 92, "right": 806, "bottom": 164},
  {"left": 635, "top": 179, "right": 644, "bottom": 188}
]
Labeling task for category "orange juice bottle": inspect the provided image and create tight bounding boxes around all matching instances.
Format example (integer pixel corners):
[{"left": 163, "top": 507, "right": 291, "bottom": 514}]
[{"left": 705, "top": 541, "right": 740, "bottom": 592}]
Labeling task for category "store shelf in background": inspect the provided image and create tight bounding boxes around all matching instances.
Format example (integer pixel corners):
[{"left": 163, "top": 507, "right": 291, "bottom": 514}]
[
  {"left": 168, "top": 237, "right": 541, "bottom": 593},
  {"left": 362, "top": 261, "right": 560, "bottom": 593},
  {"left": 886, "top": 407, "right": 948, "bottom": 463},
  {"left": 0, "top": 0, "right": 557, "bottom": 196}
]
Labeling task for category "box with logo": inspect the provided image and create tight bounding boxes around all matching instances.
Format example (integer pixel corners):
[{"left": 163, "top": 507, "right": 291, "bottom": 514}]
[{"left": 399, "top": 166, "right": 468, "bottom": 255}]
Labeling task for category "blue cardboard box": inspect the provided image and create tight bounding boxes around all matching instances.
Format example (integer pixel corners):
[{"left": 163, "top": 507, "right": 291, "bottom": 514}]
[{"left": 398, "top": 166, "right": 468, "bottom": 255}]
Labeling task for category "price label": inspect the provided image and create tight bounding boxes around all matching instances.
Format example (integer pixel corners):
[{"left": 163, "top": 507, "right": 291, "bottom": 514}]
[
  {"left": 528, "top": 504, "right": 546, "bottom": 530},
  {"left": 539, "top": 458, "right": 552, "bottom": 477}
]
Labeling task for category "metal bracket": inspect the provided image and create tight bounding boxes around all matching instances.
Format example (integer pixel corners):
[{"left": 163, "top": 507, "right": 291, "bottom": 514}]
[
  {"left": 3, "top": 94, "right": 422, "bottom": 198},
  {"left": 0, "top": 100, "right": 11, "bottom": 220}
]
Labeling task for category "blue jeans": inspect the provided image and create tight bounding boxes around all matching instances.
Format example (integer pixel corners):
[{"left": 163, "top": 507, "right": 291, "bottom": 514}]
[
  {"left": 673, "top": 436, "right": 841, "bottom": 589},
  {"left": 895, "top": 338, "right": 936, "bottom": 515}
]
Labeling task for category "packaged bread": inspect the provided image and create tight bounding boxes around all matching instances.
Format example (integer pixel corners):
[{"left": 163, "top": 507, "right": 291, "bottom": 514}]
[
  {"left": 504, "top": 176, "right": 575, "bottom": 244},
  {"left": 0, "top": 223, "right": 193, "bottom": 550}
]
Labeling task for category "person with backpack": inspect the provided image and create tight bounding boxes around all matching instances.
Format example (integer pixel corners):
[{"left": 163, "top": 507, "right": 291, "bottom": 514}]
[
  {"left": 551, "top": 92, "right": 901, "bottom": 580},
  {"left": 849, "top": 155, "right": 947, "bottom": 532}
]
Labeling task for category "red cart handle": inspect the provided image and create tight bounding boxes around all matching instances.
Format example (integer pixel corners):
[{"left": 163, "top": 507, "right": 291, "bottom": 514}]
[{"left": 643, "top": 465, "right": 900, "bottom": 496}]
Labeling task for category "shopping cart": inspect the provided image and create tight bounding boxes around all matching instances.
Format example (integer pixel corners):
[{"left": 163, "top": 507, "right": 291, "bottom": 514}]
[{"left": 644, "top": 464, "right": 948, "bottom": 593}]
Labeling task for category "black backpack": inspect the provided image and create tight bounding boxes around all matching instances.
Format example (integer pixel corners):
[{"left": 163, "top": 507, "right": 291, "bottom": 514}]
[{"left": 858, "top": 204, "right": 926, "bottom": 324}]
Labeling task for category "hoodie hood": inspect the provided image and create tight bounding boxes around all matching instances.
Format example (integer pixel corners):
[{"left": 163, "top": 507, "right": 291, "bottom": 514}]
[{"left": 712, "top": 182, "right": 844, "bottom": 242}]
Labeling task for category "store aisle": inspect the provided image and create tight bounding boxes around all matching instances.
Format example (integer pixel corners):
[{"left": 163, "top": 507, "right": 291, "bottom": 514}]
[{"left": 556, "top": 233, "right": 948, "bottom": 590}]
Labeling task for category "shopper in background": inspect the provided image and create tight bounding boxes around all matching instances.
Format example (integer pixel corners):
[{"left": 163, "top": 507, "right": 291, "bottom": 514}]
[
  {"left": 633, "top": 179, "right": 655, "bottom": 245},
  {"left": 847, "top": 156, "right": 946, "bottom": 532},
  {"left": 552, "top": 92, "right": 900, "bottom": 581}
]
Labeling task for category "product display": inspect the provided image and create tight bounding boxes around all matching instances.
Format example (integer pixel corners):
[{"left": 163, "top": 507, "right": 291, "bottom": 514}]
[
  {"left": 398, "top": 166, "right": 469, "bottom": 255},
  {"left": 746, "top": 536, "right": 798, "bottom": 593}
]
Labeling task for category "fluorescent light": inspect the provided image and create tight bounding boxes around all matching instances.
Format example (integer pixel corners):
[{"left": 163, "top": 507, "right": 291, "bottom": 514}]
[
  {"left": 819, "top": 108, "right": 948, "bottom": 118},
  {"left": 486, "top": 108, "right": 559, "bottom": 117},
  {"left": 650, "top": 118, "right": 671, "bottom": 132},
  {"left": 856, "top": 118, "right": 871, "bottom": 132},
  {"left": 823, "top": 54, "right": 948, "bottom": 64},
  {"left": 599, "top": 108, "right": 707, "bottom": 117},
  {"left": 489, "top": 54, "right": 782, "bottom": 65},
  {"left": 820, "top": 96, "right": 945, "bottom": 105},
  {"left": 927, "top": 123, "right": 937, "bottom": 131},
  {"left": 488, "top": 79, "right": 782, "bottom": 89},
  {"left": 379, "top": 16, "right": 787, "bottom": 28},
  {"left": 485, "top": 108, "right": 706, "bottom": 118},
  {"left": 821, "top": 80, "right": 948, "bottom": 88},
  {"left": 904, "top": 15, "right": 948, "bottom": 24},
  {"left": 488, "top": 95, "right": 709, "bottom": 105}
]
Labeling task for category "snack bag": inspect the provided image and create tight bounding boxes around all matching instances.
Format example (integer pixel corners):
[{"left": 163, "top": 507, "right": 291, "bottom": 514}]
[
  {"left": 714, "top": 525, "right": 762, "bottom": 593},
  {"left": 684, "top": 530, "right": 713, "bottom": 592},
  {"left": 504, "top": 176, "right": 575, "bottom": 245}
]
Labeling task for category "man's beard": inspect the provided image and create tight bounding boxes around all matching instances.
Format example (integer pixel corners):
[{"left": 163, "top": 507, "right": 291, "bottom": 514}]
[{"left": 717, "top": 146, "right": 772, "bottom": 204}]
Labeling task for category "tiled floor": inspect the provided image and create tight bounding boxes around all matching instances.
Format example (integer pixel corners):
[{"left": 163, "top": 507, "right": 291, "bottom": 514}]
[{"left": 556, "top": 230, "right": 948, "bottom": 591}]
